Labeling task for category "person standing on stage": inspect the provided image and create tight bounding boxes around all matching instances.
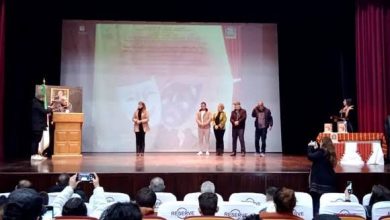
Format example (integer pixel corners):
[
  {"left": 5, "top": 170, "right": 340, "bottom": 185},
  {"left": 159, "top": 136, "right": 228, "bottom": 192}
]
[
  {"left": 339, "top": 98, "right": 355, "bottom": 132},
  {"left": 307, "top": 136, "right": 337, "bottom": 216},
  {"left": 212, "top": 103, "right": 227, "bottom": 156},
  {"left": 196, "top": 102, "right": 212, "bottom": 156},
  {"left": 31, "top": 93, "right": 51, "bottom": 160},
  {"left": 230, "top": 101, "right": 246, "bottom": 156},
  {"left": 133, "top": 101, "right": 150, "bottom": 156},
  {"left": 252, "top": 101, "right": 273, "bottom": 157}
]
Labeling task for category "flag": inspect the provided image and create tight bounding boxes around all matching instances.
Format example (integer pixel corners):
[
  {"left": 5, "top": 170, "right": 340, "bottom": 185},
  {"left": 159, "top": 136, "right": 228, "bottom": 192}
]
[{"left": 38, "top": 78, "right": 50, "bottom": 155}]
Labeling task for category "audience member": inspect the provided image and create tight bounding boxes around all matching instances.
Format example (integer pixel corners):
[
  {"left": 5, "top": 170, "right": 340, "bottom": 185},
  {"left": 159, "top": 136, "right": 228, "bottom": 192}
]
[
  {"left": 314, "top": 214, "right": 340, "bottom": 220},
  {"left": 198, "top": 192, "right": 219, "bottom": 216},
  {"left": 135, "top": 187, "right": 156, "bottom": 216},
  {"left": 0, "top": 195, "right": 8, "bottom": 219},
  {"left": 260, "top": 186, "right": 278, "bottom": 212},
  {"left": 260, "top": 187, "right": 302, "bottom": 220},
  {"left": 99, "top": 202, "right": 142, "bottom": 220},
  {"left": 149, "top": 177, "right": 165, "bottom": 192},
  {"left": 3, "top": 188, "right": 43, "bottom": 220},
  {"left": 364, "top": 184, "right": 390, "bottom": 219},
  {"left": 200, "top": 181, "right": 215, "bottom": 193},
  {"left": 244, "top": 214, "right": 261, "bottom": 220},
  {"left": 48, "top": 173, "right": 87, "bottom": 202},
  {"left": 15, "top": 179, "right": 32, "bottom": 189},
  {"left": 39, "top": 191, "right": 49, "bottom": 206}
]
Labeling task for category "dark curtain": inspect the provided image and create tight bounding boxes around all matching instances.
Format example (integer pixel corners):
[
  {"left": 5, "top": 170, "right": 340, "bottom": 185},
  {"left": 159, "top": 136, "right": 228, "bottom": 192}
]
[
  {"left": 0, "top": 0, "right": 5, "bottom": 162},
  {"left": 356, "top": 0, "right": 390, "bottom": 132}
]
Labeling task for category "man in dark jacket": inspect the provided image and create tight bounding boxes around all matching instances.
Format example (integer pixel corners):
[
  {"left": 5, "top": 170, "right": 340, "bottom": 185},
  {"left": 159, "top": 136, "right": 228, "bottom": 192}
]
[
  {"left": 31, "top": 94, "right": 50, "bottom": 159},
  {"left": 252, "top": 101, "right": 273, "bottom": 157},
  {"left": 230, "top": 101, "right": 247, "bottom": 156}
]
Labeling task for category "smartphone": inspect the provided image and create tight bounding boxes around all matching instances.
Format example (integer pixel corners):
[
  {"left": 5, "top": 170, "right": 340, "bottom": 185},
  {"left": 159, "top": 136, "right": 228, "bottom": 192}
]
[
  {"left": 41, "top": 205, "right": 53, "bottom": 220},
  {"left": 346, "top": 181, "right": 353, "bottom": 194},
  {"left": 77, "top": 172, "right": 94, "bottom": 182}
]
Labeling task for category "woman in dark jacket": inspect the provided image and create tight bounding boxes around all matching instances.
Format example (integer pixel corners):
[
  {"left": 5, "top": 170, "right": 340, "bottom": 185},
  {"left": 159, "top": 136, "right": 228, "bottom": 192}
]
[{"left": 308, "top": 136, "right": 337, "bottom": 216}]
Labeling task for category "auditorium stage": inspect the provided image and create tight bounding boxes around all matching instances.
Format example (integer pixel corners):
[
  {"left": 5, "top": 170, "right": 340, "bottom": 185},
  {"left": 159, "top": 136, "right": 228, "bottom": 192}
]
[{"left": 0, "top": 153, "right": 389, "bottom": 200}]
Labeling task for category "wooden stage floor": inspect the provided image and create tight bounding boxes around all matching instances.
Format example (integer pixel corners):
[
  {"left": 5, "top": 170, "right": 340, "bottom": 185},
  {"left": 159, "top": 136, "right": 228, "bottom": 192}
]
[{"left": 0, "top": 153, "right": 388, "bottom": 174}]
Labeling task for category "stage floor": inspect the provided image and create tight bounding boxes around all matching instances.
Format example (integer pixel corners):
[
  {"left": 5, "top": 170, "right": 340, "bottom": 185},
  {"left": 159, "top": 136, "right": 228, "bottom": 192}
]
[{"left": 0, "top": 153, "right": 388, "bottom": 174}]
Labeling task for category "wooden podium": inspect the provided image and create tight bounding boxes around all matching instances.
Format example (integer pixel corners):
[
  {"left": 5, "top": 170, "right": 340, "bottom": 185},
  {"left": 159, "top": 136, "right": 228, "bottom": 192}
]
[{"left": 52, "top": 112, "right": 83, "bottom": 158}]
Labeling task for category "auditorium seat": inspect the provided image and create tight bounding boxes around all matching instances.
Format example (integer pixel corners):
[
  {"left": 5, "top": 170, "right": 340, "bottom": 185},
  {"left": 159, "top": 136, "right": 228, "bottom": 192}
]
[
  {"left": 157, "top": 201, "right": 200, "bottom": 220},
  {"left": 319, "top": 202, "right": 366, "bottom": 219},
  {"left": 362, "top": 193, "right": 371, "bottom": 206},
  {"left": 372, "top": 201, "right": 390, "bottom": 220},
  {"left": 48, "top": 192, "right": 81, "bottom": 205},
  {"left": 54, "top": 216, "right": 98, "bottom": 220},
  {"left": 184, "top": 192, "right": 224, "bottom": 204},
  {"left": 336, "top": 214, "right": 366, "bottom": 220},
  {"left": 144, "top": 216, "right": 168, "bottom": 220},
  {"left": 379, "top": 216, "right": 390, "bottom": 220},
  {"left": 293, "top": 192, "right": 313, "bottom": 220},
  {"left": 320, "top": 193, "right": 360, "bottom": 204},
  {"left": 228, "top": 193, "right": 266, "bottom": 207},
  {"left": 0, "top": 192, "right": 10, "bottom": 197},
  {"left": 260, "top": 212, "right": 303, "bottom": 220},
  {"left": 185, "top": 216, "right": 233, "bottom": 220},
  {"left": 89, "top": 192, "right": 130, "bottom": 203},
  {"left": 155, "top": 192, "right": 177, "bottom": 212},
  {"left": 216, "top": 202, "right": 259, "bottom": 219}
]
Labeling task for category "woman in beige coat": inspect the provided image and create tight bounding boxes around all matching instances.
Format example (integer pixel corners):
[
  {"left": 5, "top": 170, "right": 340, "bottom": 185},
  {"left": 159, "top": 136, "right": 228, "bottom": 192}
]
[{"left": 133, "top": 101, "right": 150, "bottom": 156}]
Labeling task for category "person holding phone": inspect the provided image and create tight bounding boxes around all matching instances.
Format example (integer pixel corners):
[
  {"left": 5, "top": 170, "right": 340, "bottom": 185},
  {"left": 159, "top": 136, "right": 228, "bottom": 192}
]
[{"left": 308, "top": 136, "right": 337, "bottom": 216}]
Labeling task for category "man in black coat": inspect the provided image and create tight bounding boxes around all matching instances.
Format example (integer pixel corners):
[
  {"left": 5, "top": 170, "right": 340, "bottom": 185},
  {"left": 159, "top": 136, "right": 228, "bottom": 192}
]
[
  {"left": 230, "top": 101, "right": 247, "bottom": 156},
  {"left": 31, "top": 94, "right": 50, "bottom": 158},
  {"left": 252, "top": 101, "right": 273, "bottom": 157}
]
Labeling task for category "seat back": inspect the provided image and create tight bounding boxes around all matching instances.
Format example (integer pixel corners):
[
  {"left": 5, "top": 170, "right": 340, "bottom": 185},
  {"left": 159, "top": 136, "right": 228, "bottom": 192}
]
[
  {"left": 54, "top": 216, "right": 98, "bottom": 220},
  {"left": 144, "top": 216, "right": 168, "bottom": 220},
  {"left": 89, "top": 192, "right": 130, "bottom": 203},
  {"left": 157, "top": 201, "right": 200, "bottom": 220},
  {"left": 379, "top": 215, "right": 390, "bottom": 220},
  {"left": 337, "top": 214, "right": 366, "bottom": 220},
  {"left": 320, "top": 193, "right": 359, "bottom": 204},
  {"left": 319, "top": 202, "right": 366, "bottom": 219},
  {"left": 48, "top": 192, "right": 81, "bottom": 205},
  {"left": 293, "top": 192, "right": 313, "bottom": 220},
  {"left": 0, "top": 192, "right": 10, "bottom": 198},
  {"left": 362, "top": 193, "right": 372, "bottom": 206},
  {"left": 228, "top": 193, "right": 266, "bottom": 207},
  {"left": 372, "top": 201, "right": 390, "bottom": 220},
  {"left": 185, "top": 216, "right": 233, "bottom": 220},
  {"left": 184, "top": 193, "right": 224, "bottom": 204},
  {"left": 155, "top": 192, "right": 178, "bottom": 212},
  {"left": 216, "top": 202, "right": 259, "bottom": 220}
]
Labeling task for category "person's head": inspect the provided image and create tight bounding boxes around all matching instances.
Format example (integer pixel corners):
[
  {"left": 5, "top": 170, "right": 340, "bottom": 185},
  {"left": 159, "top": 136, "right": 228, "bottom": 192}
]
[
  {"left": 200, "top": 181, "right": 215, "bottom": 193},
  {"left": 200, "top": 102, "right": 207, "bottom": 111},
  {"left": 314, "top": 214, "right": 341, "bottom": 220},
  {"left": 62, "top": 197, "right": 87, "bottom": 216},
  {"left": 15, "top": 179, "right": 32, "bottom": 189},
  {"left": 100, "top": 202, "right": 142, "bottom": 220},
  {"left": 198, "top": 192, "right": 218, "bottom": 216},
  {"left": 273, "top": 187, "right": 296, "bottom": 214},
  {"left": 320, "top": 136, "right": 337, "bottom": 167},
  {"left": 135, "top": 187, "right": 156, "bottom": 209},
  {"left": 233, "top": 101, "right": 241, "bottom": 110},
  {"left": 369, "top": 184, "right": 390, "bottom": 207},
  {"left": 39, "top": 191, "right": 49, "bottom": 206},
  {"left": 138, "top": 101, "right": 146, "bottom": 111},
  {"left": 243, "top": 214, "right": 261, "bottom": 220},
  {"left": 57, "top": 173, "right": 70, "bottom": 187},
  {"left": 217, "top": 103, "right": 224, "bottom": 112},
  {"left": 35, "top": 93, "right": 45, "bottom": 101},
  {"left": 257, "top": 101, "right": 265, "bottom": 111},
  {"left": 3, "top": 188, "right": 44, "bottom": 220},
  {"left": 343, "top": 98, "right": 352, "bottom": 107},
  {"left": 149, "top": 177, "right": 165, "bottom": 192},
  {"left": 265, "top": 186, "right": 278, "bottom": 202}
]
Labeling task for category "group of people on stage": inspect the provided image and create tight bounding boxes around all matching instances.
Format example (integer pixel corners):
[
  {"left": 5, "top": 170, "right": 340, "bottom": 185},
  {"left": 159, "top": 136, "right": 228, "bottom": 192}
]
[{"left": 132, "top": 100, "right": 273, "bottom": 157}]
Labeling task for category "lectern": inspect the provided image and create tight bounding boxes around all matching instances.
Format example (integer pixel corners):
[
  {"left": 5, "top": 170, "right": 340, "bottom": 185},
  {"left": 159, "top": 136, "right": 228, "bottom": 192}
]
[{"left": 52, "top": 112, "right": 83, "bottom": 158}]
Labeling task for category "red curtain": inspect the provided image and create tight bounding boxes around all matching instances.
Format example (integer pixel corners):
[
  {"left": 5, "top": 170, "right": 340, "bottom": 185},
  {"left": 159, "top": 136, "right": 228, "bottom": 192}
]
[
  {"left": 0, "top": 0, "right": 5, "bottom": 162},
  {"left": 356, "top": 0, "right": 390, "bottom": 132}
]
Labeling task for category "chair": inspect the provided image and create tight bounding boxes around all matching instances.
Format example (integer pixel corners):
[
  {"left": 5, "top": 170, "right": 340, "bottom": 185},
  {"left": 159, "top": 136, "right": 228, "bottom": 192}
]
[
  {"left": 144, "top": 216, "right": 168, "bottom": 220},
  {"left": 54, "top": 216, "right": 98, "bottom": 220},
  {"left": 89, "top": 192, "right": 130, "bottom": 203},
  {"left": 184, "top": 192, "right": 224, "bottom": 204},
  {"left": 260, "top": 212, "right": 303, "bottom": 220},
  {"left": 372, "top": 201, "right": 390, "bottom": 220},
  {"left": 294, "top": 192, "right": 313, "bottom": 220},
  {"left": 362, "top": 193, "right": 371, "bottom": 206},
  {"left": 320, "top": 193, "right": 360, "bottom": 204},
  {"left": 185, "top": 216, "right": 233, "bottom": 220},
  {"left": 48, "top": 192, "right": 81, "bottom": 205},
  {"left": 0, "top": 192, "right": 10, "bottom": 198},
  {"left": 319, "top": 202, "right": 366, "bottom": 219},
  {"left": 157, "top": 201, "right": 200, "bottom": 220},
  {"left": 216, "top": 202, "right": 259, "bottom": 219},
  {"left": 155, "top": 192, "right": 177, "bottom": 212},
  {"left": 379, "top": 215, "right": 390, "bottom": 220},
  {"left": 336, "top": 214, "right": 366, "bottom": 220},
  {"left": 228, "top": 193, "right": 266, "bottom": 207}
]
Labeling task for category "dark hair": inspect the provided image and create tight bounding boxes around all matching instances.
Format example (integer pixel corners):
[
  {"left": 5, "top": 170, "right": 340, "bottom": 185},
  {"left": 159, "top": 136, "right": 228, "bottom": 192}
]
[
  {"left": 199, "top": 102, "right": 208, "bottom": 112},
  {"left": 39, "top": 191, "right": 49, "bottom": 206},
  {"left": 273, "top": 187, "right": 296, "bottom": 213},
  {"left": 62, "top": 197, "right": 87, "bottom": 216},
  {"left": 265, "top": 186, "right": 278, "bottom": 201},
  {"left": 345, "top": 98, "right": 352, "bottom": 106},
  {"left": 314, "top": 214, "right": 341, "bottom": 220},
  {"left": 135, "top": 187, "right": 156, "bottom": 208},
  {"left": 3, "top": 188, "right": 44, "bottom": 220},
  {"left": 244, "top": 214, "right": 261, "bottom": 220},
  {"left": 57, "top": 173, "right": 70, "bottom": 186},
  {"left": 100, "top": 202, "right": 142, "bottom": 220},
  {"left": 198, "top": 192, "right": 218, "bottom": 216},
  {"left": 321, "top": 136, "right": 337, "bottom": 167},
  {"left": 369, "top": 184, "right": 390, "bottom": 207}
]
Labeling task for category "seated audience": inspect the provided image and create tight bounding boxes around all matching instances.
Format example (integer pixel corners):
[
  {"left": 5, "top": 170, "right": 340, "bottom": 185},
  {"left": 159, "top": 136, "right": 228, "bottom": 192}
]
[
  {"left": 260, "top": 187, "right": 303, "bottom": 220},
  {"left": 200, "top": 181, "right": 215, "bottom": 193},
  {"left": 314, "top": 214, "right": 340, "bottom": 220},
  {"left": 198, "top": 192, "right": 219, "bottom": 216},
  {"left": 39, "top": 191, "right": 49, "bottom": 205},
  {"left": 15, "top": 179, "right": 32, "bottom": 189},
  {"left": 48, "top": 173, "right": 87, "bottom": 202},
  {"left": 135, "top": 187, "right": 156, "bottom": 216},
  {"left": 364, "top": 184, "right": 390, "bottom": 219},
  {"left": 99, "top": 202, "right": 142, "bottom": 220},
  {"left": 260, "top": 186, "right": 278, "bottom": 213},
  {"left": 52, "top": 173, "right": 107, "bottom": 218},
  {"left": 244, "top": 214, "right": 261, "bottom": 220},
  {"left": 0, "top": 195, "right": 8, "bottom": 219},
  {"left": 149, "top": 177, "right": 165, "bottom": 192},
  {"left": 3, "top": 188, "right": 43, "bottom": 220}
]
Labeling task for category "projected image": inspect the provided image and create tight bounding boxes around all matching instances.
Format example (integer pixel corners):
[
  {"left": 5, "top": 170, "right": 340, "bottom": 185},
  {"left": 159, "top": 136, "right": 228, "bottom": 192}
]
[{"left": 61, "top": 21, "right": 281, "bottom": 152}]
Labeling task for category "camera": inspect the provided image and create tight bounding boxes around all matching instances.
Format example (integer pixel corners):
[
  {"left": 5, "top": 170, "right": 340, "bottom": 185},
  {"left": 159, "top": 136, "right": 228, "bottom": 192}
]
[
  {"left": 76, "top": 172, "right": 95, "bottom": 182},
  {"left": 346, "top": 181, "right": 353, "bottom": 194}
]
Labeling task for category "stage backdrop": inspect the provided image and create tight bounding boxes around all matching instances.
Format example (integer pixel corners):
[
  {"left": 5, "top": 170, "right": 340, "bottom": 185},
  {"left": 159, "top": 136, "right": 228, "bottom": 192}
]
[{"left": 61, "top": 20, "right": 281, "bottom": 152}]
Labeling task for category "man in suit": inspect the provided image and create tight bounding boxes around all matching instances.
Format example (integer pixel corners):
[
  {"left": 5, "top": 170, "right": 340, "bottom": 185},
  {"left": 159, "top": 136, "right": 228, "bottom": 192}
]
[
  {"left": 230, "top": 101, "right": 247, "bottom": 156},
  {"left": 252, "top": 101, "right": 273, "bottom": 157},
  {"left": 31, "top": 93, "right": 51, "bottom": 159}
]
